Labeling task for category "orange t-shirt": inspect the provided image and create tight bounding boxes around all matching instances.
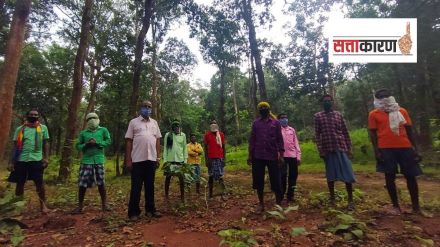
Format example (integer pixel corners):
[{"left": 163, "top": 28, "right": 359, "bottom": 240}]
[{"left": 368, "top": 107, "right": 413, "bottom": 148}]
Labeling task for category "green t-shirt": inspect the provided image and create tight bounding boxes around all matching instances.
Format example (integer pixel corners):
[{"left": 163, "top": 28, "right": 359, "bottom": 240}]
[
  {"left": 75, "top": 127, "right": 112, "bottom": 165},
  {"left": 13, "top": 124, "right": 50, "bottom": 162},
  {"left": 163, "top": 132, "right": 188, "bottom": 163}
]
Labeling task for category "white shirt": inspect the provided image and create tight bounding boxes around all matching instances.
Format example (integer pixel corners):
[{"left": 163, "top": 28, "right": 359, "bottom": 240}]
[{"left": 125, "top": 116, "right": 162, "bottom": 162}]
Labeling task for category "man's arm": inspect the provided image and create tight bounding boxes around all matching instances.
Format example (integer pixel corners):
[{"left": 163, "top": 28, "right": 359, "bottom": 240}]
[
  {"left": 248, "top": 123, "right": 255, "bottom": 165},
  {"left": 42, "top": 140, "right": 49, "bottom": 167},
  {"left": 314, "top": 115, "right": 324, "bottom": 158},
  {"left": 156, "top": 138, "right": 161, "bottom": 167},
  {"left": 125, "top": 138, "right": 133, "bottom": 170},
  {"left": 368, "top": 129, "right": 381, "bottom": 160}
]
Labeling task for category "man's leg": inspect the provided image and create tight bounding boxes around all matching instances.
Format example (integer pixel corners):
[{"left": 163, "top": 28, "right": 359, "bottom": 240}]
[
  {"left": 405, "top": 175, "right": 420, "bottom": 212},
  {"left": 34, "top": 180, "right": 49, "bottom": 213},
  {"left": 287, "top": 158, "right": 298, "bottom": 201},
  {"left": 128, "top": 163, "right": 143, "bottom": 218},
  {"left": 164, "top": 175, "right": 171, "bottom": 200},
  {"left": 385, "top": 173, "right": 400, "bottom": 209},
  {"left": 280, "top": 160, "right": 288, "bottom": 201},
  {"left": 145, "top": 161, "right": 157, "bottom": 214},
  {"left": 252, "top": 159, "right": 266, "bottom": 211},
  {"left": 267, "top": 160, "right": 282, "bottom": 205},
  {"left": 208, "top": 176, "right": 214, "bottom": 198},
  {"left": 345, "top": 182, "right": 354, "bottom": 210},
  {"left": 98, "top": 185, "right": 111, "bottom": 211},
  {"left": 178, "top": 175, "right": 185, "bottom": 202},
  {"left": 15, "top": 182, "right": 25, "bottom": 197},
  {"left": 327, "top": 181, "right": 336, "bottom": 206}
]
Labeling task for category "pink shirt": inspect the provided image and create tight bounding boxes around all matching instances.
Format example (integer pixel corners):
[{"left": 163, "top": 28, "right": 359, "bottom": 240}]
[
  {"left": 125, "top": 116, "right": 162, "bottom": 163},
  {"left": 281, "top": 126, "right": 301, "bottom": 160}
]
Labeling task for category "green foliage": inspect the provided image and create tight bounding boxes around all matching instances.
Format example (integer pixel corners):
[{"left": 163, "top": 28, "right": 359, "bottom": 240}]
[
  {"left": 322, "top": 209, "right": 368, "bottom": 242},
  {"left": 218, "top": 228, "right": 257, "bottom": 247},
  {"left": 0, "top": 188, "right": 27, "bottom": 246},
  {"left": 162, "top": 162, "right": 199, "bottom": 188},
  {"left": 309, "top": 189, "right": 364, "bottom": 208},
  {"left": 265, "top": 205, "right": 299, "bottom": 221},
  {"left": 291, "top": 227, "right": 307, "bottom": 237}
]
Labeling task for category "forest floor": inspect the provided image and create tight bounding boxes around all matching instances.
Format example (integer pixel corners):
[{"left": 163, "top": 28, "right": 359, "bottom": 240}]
[{"left": 1, "top": 169, "right": 440, "bottom": 247}]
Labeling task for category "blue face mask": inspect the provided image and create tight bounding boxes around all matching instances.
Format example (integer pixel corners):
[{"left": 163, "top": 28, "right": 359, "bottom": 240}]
[
  {"left": 279, "top": 118, "right": 288, "bottom": 126},
  {"left": 140, "top": 107, "right": 152, "bottom": 118}
]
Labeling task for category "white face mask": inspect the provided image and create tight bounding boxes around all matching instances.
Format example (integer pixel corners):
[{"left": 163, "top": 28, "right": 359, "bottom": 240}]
[
  {"left": 87, "top": 118, "right": 100, "bottom": 130},
  {"left": 210, "top": 124, "right": 219, "bottom": 132}
]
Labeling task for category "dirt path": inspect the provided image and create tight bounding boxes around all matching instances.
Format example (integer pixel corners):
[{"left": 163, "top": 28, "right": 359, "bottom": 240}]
[{"left": 11, "top": 172, "right": 440, "bottom": 246}]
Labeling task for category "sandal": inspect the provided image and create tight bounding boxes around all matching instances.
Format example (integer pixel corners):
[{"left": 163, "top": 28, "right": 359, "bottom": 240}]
[{"left": 71, "top": 207, "right": 83, "bottom": 215}]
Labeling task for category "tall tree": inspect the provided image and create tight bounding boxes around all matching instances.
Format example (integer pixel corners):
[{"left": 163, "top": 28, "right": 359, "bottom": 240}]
[
  {"left": 0, "top": 0, "right": 32, "bottom": 158},
  {"left": 59, "top": 0, "right": 93, "bottom": 180},
  {"left": 128, "top": 0, "right": 154, "bottom": 118},
  {"left": 240, "top": 0, "right": 268, "bottom": 100}
]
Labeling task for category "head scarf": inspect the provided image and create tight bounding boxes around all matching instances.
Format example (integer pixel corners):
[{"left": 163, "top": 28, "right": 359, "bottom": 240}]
[
  {"left": 86, "top": 112, "right": 100, "bottom": 131},
  {"left": 257, "top": 101, "right": 277, "bottom": 120},
  {"left": 373, "top": 96, "right": 406, "bottom": 135},
  {"left": 167, "top": 119, "right": 180, "bottom": 150},
  {"left": 209, "top": 123, "right": 222, "bottom": 147}
]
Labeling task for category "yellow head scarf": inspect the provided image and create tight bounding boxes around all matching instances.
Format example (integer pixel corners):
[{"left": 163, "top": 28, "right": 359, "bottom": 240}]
[{"left": 257, "top": 101, "right": 277, "bottom": 119}]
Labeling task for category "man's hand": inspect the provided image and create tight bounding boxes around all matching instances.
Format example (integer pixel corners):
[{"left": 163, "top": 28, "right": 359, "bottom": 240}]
[
  {"left": 413, "top": 149, "right": 422, "bottom": 163},
  {"left": 126, "top": 159, "right": 133, "bottom": 171},
  {"left": 347, "top": 150, "right": 354, "bottom": 160},
  {"left": 247, "top": 157, "right": 253, "bottom": 166},
  {"left": 42, "top": 158, "right": 49, "bottom": 168},
  {"left": 277, "top": 152, "right": 284, "bottom": 166},
  {"left": 7, "top": 161, "right": 14, "bottom": 172},
  {"left": 374, "top": 148, "right": 383, "bottom": 162},
  {"left": 155, "top": 160, "right": 160, "bottom": 169},
  {"left": 296, "top": 159, "right": 301, "bottom": 166},
  {"left": 205, "top": 158, "right": 211, "bottom": 168}
]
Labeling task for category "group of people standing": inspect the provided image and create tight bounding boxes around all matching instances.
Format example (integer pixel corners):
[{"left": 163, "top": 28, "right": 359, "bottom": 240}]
[{"left": 7, "top": 88, "right": 423, "bottom": 220}]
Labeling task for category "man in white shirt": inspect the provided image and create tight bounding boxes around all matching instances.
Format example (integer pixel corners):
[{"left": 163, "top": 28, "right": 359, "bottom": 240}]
[{"left": 125, "top": 100, "right": 162, "bottom": 220}]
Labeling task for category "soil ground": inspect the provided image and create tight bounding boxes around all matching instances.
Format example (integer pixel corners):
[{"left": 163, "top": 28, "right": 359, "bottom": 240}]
[{"left": 3, "top": 171, "right": 440, "bottom": 247}]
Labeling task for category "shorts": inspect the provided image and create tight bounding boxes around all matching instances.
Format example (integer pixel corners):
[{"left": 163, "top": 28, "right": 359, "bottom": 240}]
[
  {"left": 78, "top": 164, "right": 105, "bottom": 188},
  {"left": 376, "top": 148, "right": 422, "bottom": 177},
  {"left": 208, "top": 158, "right": 224, "bottom": 180},
  {"left": 191, "top": 164, "right": 201, "bottom": 182},
  {"left": 8, "top": 161, "right": 44, "bottom": 184}
]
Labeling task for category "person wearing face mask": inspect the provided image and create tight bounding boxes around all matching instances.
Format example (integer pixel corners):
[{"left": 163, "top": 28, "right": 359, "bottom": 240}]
[
  {"left": 369, "top": 89, "right": 423, "bottom": 216},
  {"left": 71, "top": 112, "right": 112, "bottom": 214},
  {"left": 248, "top": 102, "right": 285, "bottom": 213},
  {"left": 203, "top": 120, "right": 226, "bottom": 199},
  {"left": 163, "top": 119, "right": 188, "bottom": 202},
  {"left": 8, "top": 109, "right": 50, "bottom": 213},
  {"left": 125, "top": 100, "right": 162, "bottom": 220},
  {"left": 278, "top": 113, "right": 301, "bottom": 203},
  {"left": 314, "top": 94, "right": 356, "bottom": 210}
]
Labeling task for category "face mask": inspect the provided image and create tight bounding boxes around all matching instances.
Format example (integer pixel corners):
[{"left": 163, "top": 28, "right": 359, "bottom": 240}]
[
  {"left": 140, "top": 107, "right": 152, "bottom": 118},
  {"left": 27, "top": 116, "right": 38, "bottom": 123},
  {"left": 87, "top": 118, "right": 100, "bottom": 130},
  {"left": 279, "top": 118, "right": 288, "bottom": 126},
  {"left": 323, "top": 101, "right": 332, "bottom": 111},
  {"left": 259, "top": 109, "right": 269, "bottom": 118},
  {"left": 210, "top": 124, "right": 219, "bottom": 132}
]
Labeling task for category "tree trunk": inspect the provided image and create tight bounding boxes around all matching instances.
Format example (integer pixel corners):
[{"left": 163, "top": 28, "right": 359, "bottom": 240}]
[
  {"left": 241, "top": 0, "right": 267, "bottom": 101},
  {"left": 151, "top": 18, "right": 159, "bottom": 119},
  {"left": 128, "top": 0, "right": 154, "bottom": 118},
  {"left": 55, "top": 126, "right": 62, "bottom": 155},
  {"left": 250, "top": 53, "right": 258, "bottom": 118},
  {"left": 232, "top": 70, "right": 241, "bottom": 145},
  {"left": 82, "top": 62, "right": 101, "bottom": 129},
  {"left": 415, "top": 59, "right": 432, "bottom": 150},
  {"left": 219, "top": 63, "right": 226, "bottom": 132},
  {"left": 58, "top": 0, "right": 93, "bottom": 181},
  {"left": 0, "top": 0, "right": 31, "bottom": 159}
]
